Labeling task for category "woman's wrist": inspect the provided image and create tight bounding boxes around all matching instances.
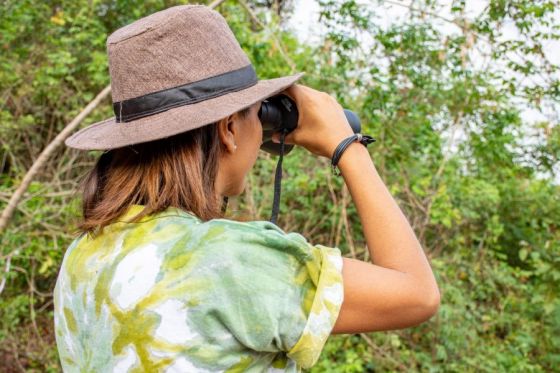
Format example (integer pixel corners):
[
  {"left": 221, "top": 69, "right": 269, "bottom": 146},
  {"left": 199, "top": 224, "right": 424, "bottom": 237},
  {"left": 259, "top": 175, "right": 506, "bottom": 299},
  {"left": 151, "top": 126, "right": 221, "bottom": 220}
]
[
  {"left": 330, "top": 134, "right": 376, "bottom": 175},
  {"left": 335, "top": 141, "right": 373, "bottom": 174}
]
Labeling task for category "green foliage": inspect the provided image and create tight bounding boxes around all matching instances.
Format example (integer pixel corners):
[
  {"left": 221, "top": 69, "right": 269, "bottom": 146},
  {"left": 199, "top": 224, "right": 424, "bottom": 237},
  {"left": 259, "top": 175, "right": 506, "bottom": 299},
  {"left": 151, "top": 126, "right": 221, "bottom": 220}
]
[{"left": 1, "top": 0, "right": 558, "bottom": 371}]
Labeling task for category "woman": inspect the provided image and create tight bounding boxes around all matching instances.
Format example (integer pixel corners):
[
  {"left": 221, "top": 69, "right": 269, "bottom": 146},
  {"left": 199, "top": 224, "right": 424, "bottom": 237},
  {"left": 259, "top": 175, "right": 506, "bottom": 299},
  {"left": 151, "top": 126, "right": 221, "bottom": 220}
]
[{"left": 54, "top": 5, "right": 440, "bottom": 372}]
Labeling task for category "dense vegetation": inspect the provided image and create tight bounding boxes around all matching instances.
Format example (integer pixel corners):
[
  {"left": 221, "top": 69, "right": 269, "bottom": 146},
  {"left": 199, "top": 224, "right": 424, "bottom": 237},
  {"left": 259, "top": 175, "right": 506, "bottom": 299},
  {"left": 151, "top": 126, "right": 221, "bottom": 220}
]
[{"left": 1, "top": 0, "right": 558, "bottom": 371}]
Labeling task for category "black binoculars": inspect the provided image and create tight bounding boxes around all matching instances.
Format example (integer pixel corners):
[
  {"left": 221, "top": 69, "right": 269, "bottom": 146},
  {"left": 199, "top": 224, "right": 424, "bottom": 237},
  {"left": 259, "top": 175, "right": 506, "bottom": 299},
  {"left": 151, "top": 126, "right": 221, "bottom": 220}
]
[
  {"left": 258, "top": 94, "right": 362, "bottom": 155},
  {"left": 251, "top": 94, "right": 365, "bottom": 224}
]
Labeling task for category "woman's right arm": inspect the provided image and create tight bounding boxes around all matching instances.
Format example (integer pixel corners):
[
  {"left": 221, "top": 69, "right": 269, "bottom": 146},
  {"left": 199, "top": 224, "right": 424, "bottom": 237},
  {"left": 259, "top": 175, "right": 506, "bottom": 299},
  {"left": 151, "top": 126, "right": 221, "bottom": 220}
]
[
  {"left": 275, "top": 84, "right": 440, "bottom": 334},
  {"left": 332, "top": 143, "right": 440, "bottom": 333}
]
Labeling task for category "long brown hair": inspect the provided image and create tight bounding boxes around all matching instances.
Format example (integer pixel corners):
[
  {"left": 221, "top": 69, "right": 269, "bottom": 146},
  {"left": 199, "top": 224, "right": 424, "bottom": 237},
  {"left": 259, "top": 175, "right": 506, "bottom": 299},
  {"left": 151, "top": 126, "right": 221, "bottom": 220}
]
[{"left": 78, "top": 107, "right": 250, "bottom": 235}]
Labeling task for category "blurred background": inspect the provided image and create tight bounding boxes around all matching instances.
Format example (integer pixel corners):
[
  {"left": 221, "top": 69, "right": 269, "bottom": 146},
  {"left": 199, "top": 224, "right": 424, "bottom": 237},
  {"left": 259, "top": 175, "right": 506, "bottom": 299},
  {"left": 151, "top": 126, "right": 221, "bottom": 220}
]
[{"left": 0, "top": 0, "right": 558, "bottom": 371}]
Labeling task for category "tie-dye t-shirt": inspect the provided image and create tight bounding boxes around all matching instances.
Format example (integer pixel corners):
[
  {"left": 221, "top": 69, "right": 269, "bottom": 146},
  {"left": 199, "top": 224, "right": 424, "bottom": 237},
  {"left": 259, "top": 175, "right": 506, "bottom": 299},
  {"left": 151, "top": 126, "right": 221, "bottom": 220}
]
[{"left": 54, "top": 205, "right": 344, "bottom": 372}]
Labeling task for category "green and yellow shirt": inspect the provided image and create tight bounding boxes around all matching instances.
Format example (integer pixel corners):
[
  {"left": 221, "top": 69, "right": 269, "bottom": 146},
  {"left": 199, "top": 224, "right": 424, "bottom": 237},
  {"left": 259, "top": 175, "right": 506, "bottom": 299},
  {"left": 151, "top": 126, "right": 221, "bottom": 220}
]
[{"left": 54, "top": 205, "right": 344, "bottom": 372}]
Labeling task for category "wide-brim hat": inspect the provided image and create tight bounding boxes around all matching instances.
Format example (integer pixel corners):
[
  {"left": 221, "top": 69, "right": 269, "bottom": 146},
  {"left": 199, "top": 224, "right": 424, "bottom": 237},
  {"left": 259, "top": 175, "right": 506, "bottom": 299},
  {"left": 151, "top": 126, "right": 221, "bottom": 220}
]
[{"left": 65, "top": 4, "right": 304, "bottom": 150}]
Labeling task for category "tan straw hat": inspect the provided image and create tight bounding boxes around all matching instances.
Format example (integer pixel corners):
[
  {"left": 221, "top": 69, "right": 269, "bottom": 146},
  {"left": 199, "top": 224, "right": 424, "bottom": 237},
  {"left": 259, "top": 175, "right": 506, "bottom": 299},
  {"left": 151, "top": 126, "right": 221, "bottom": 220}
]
[{"left": 65, "top": 4, "right": 304, "bottom": 150}]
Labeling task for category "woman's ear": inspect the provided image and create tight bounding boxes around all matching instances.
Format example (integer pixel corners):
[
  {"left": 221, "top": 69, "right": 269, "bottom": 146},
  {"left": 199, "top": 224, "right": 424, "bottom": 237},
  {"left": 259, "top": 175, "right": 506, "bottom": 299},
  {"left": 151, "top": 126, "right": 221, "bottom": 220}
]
[{"left": 217, "top": 115, "right": 237, "bottom": 153}]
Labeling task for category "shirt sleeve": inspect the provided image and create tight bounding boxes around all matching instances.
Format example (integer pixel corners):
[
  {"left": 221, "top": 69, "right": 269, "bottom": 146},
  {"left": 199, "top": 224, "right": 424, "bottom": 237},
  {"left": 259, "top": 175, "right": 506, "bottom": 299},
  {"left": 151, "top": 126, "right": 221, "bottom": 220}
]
[{"left": 204, "top": 218, "right": 344, "bottom": 369}]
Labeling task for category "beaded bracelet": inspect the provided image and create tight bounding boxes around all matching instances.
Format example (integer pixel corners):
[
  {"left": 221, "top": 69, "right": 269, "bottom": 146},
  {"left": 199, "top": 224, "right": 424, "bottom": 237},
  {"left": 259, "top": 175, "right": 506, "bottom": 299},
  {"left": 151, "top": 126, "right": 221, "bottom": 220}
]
[{"left": 331, "top": 133, "right": 376, "bottom": 176}]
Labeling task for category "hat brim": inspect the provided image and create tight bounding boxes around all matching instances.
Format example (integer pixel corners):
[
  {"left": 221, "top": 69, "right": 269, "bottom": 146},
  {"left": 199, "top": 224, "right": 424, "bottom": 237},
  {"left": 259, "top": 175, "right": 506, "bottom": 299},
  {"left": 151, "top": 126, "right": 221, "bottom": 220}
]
[{"left": 65, "top": 72, "right": 304, "bottom": 150}]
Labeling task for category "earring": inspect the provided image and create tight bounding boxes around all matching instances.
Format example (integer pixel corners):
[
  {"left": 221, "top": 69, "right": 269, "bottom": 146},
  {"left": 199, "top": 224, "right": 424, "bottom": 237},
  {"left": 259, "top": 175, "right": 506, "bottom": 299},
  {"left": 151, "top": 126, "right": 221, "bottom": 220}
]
[{"left": 234, "top": 144, "right": 237, "bottom": 150}]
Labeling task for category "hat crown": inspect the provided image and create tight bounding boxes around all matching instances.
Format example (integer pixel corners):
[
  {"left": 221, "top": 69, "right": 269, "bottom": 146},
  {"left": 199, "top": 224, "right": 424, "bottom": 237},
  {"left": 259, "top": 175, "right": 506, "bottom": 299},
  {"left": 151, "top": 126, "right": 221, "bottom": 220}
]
[{"left": 107, "top": 5, "right": 251, "bottom": 102}]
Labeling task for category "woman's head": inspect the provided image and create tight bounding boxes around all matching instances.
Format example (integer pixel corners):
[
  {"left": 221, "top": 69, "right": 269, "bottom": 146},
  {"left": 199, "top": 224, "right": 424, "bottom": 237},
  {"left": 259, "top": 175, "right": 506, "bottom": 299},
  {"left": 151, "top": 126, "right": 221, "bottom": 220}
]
[{"left": 79, "top": 101, "right": 262, "bottom": 234}]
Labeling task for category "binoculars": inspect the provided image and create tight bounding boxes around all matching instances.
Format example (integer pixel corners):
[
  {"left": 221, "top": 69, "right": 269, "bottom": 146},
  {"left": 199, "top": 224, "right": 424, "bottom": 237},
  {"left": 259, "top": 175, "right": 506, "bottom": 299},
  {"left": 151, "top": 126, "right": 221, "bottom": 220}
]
[
  {"left": 255, "top": 94, "right": 365, "bottom": 224},
  {"left": 258, "top": 94, "right": 362, "bottom": 155}
]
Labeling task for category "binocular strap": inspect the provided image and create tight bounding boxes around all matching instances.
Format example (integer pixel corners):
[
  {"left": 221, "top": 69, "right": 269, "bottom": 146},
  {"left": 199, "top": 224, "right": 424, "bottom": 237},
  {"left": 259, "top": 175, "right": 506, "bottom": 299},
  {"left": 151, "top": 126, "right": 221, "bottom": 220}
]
[{"left": 269, "top": 129, "right": 288, "bottom": 225}]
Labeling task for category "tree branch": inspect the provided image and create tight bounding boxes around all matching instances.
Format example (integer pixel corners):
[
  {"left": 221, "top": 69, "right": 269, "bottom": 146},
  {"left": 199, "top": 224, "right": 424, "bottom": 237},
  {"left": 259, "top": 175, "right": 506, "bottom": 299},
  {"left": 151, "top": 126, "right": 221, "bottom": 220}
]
[{"left": 0, "top": 85, "right": 111, "bottom": 232}]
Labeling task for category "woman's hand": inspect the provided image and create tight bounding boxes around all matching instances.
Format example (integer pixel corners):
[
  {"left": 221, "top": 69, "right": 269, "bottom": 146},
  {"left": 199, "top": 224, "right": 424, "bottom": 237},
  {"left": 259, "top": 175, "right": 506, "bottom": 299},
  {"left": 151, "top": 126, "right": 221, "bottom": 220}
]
[{"left": 271, "top": 84, "right": 355, "bottom": 159}]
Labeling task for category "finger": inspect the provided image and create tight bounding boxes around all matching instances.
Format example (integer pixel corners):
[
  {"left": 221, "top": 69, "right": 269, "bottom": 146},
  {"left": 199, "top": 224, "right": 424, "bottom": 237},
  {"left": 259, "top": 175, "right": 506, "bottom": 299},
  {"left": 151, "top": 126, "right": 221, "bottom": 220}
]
[
  {"left": 281, "top": 84, "right": 301, "bottom": 102},
  {"left": 272, "top": 131, "right": 294, "bottom": 144}
]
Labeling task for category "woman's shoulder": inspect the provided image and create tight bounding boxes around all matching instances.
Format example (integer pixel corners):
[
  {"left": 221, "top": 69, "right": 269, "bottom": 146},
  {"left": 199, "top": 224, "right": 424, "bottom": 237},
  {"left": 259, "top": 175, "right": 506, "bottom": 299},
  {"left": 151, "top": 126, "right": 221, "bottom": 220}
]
[
  {"left": 118, "top": 205, "right": 287, "bottom": 236},
  {"left": 63, "top": 205, "right": 326, "bottom": 272},
  {"left": 207, "top": 216, "right": 286, "bottom": 235},
  {"left": 207, "top": 216, "right": 311, "bottom": 247}
]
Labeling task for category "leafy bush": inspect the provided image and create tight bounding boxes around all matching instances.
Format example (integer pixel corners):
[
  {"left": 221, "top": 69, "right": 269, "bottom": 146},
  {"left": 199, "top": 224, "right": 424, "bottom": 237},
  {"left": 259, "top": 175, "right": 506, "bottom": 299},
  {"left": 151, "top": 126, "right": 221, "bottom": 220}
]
[{"left": 1, "top": 0, "right": 558, "bottom": 371}]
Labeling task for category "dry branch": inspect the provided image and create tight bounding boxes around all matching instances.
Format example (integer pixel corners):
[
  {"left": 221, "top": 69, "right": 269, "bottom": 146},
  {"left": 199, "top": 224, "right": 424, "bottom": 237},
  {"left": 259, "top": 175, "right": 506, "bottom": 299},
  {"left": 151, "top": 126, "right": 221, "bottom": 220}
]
[{"left": 0, "top": 85, "right": 111, "bottom": 232}]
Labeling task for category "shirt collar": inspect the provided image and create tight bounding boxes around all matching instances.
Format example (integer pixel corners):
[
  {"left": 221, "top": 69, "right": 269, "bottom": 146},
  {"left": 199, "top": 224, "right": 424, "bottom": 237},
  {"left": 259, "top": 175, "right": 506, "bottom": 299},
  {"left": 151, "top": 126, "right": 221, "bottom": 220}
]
[{"left": 118, "top": 204, "right": 200, "bottom": 222}]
